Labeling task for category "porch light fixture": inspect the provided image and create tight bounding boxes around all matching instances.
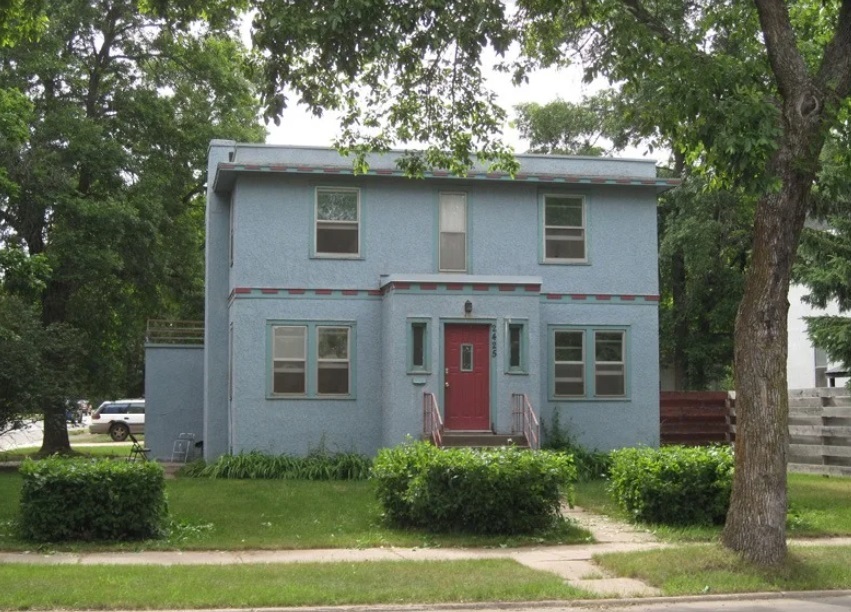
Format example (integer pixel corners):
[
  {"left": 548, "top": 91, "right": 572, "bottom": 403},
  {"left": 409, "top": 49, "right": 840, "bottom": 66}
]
[{"left": 464, "top": 300, "right": 473, "bottom": 314}]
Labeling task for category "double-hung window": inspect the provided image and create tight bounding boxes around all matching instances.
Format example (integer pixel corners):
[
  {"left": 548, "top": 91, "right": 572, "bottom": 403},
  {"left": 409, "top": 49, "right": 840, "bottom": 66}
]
[
  {"left": 270, "top": 322, "right": 355, "bottom": 398},
  {"left": 439, "top": 192, "right": 467, "bottom": 272},
  {"left": 315, "top": 187, "right": 360, "bottom": 257},
  {"left": 551, "top": 327, "right": 627, "bottom": 399},
  {"left": 543, "top": 194, "right": 586, "bottom": 262}
]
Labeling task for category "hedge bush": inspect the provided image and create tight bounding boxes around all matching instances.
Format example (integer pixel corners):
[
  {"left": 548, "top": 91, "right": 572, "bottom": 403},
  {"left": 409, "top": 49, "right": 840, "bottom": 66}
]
[
  {"left": 183, "top": 450, "right": 372, "bottom": 480},
  {"left": 18, "top": 458, "right": 168, "bottom": 542},
  {"left": 371, "top": 442, "right": 576, "bottom": 534},
  {"left": 609, "top": 445, "right": 734, "bottom": 525}
]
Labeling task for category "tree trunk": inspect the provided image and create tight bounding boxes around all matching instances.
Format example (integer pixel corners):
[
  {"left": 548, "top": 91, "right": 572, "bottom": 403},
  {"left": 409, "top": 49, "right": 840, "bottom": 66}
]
[
  {"left": 40, "top": 399, "right": 72, "bottom": 456},
  {"left": 722, "top": 141, "right": 815, "bottom": 566}
]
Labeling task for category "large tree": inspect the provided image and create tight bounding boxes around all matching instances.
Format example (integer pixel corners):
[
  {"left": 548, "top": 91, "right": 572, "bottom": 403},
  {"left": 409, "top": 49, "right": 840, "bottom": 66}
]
[
  {"left": 0, "top": 0, "right": 265, "bottom": 453},
  {"left": 251, "top": 0, "right": 851, "bottom": 565},
  {"left": 513, "top": 95, "right": 753, "bottom": 390}
]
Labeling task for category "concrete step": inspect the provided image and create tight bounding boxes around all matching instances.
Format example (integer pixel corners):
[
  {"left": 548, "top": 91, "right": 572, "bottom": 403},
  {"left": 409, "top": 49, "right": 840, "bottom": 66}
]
[{"left": 441, "top": 432, "right": 528, "bottom": 448}]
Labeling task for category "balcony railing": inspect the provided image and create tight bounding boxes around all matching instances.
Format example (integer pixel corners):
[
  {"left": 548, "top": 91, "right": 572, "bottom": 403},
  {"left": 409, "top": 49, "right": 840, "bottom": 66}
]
[{"left": 146, "top": 319, "right": 204, "bottom": 345}]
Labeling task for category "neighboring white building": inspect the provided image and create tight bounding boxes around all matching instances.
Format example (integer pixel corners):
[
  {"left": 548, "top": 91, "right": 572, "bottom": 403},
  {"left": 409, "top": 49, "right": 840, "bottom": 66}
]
[{"left": 787, "top": 283, "right": 849, "bottom": 389}]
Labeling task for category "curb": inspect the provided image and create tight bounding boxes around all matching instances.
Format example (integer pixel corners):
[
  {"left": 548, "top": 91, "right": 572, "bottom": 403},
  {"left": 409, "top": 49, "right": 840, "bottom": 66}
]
[{"left": 84, "top": 589, "right": 851, "bottom": 612}]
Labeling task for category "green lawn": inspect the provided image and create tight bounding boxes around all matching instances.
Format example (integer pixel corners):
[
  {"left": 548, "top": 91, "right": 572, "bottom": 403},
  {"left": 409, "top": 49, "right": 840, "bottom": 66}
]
[
  {"left": 0, "top": 444, "right": 131, "bottom": 461},
  {"left": 574, "top": 472, "right": 851, "bottom": 542},
  {"left": 0, "top": 559, "right": 591, "bottom": 609},
  {"left": 595, "top": 544, "right": 851, "bottom": 595},
  {"left": 0, "top": 471, "right": 590, "bottom": 551}
]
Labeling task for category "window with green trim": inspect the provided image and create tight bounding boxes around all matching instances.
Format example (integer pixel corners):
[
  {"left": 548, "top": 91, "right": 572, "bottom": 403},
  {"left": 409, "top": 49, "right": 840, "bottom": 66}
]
[
  {"left": 315, "top": 187, "right": 360, "bottom": 257},
  {"left": 408, "top": 318, "right": 431, "bottom": 373},
  {"left": 543, "top": 194, "right": 586, "bottom": 262},
  {"left": 505, "top": 320, "right": 528, "bottom": 373},
  {"left": 269, "top": 322, "right": 355, "bottom": 398},
  {"left": 551, "top": 327, "right": 627, "bottom": 399},
  {"left": 439, "top": 192, "right": 467, "bottom": 272}
]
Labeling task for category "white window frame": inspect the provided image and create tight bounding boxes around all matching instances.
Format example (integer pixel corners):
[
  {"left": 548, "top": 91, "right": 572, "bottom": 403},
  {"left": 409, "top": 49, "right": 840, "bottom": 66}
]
[
  {"left": 268, "top": 321, "right": 356, "bottom": 399},
  {"left": 316, "top": 326, "right": 351, "bottom": 396},
  {"left": 543, "top": 194, "right": 586, "bottom": 263},
  {"left": 314, "top": 187, "right": 361, "bottom": 258},
  {"left": 594, "top": 330, "right": 626, "bottom": 398},
  {"left": 271, "top": 325, "right": 308, "bottom": 396},
  {"left": 550, "top": 326, "right": 629, "bottom": 400},
  {"left": 553, "top": 329, "right": 585, "bottom": 398},
  {"left": 439, "top": 192, "right": 467, "bottom": 272}
]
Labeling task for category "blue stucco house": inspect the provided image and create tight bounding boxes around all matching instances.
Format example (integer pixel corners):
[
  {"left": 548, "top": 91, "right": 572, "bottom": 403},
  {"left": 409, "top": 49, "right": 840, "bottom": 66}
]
[{"left": 144, "top": 141, "right": 677, "bottom": 461}]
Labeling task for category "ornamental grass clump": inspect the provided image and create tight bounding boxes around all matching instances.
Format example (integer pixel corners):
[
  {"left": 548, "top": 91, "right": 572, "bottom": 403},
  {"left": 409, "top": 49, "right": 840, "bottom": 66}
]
[
  {"left": 609, "top": 445, "right": 734, "bottom": 526},
  {"left": 371, "top": 442, "right": 577, "bottom": 534},
  {"left": 18, "top": 457, "right": 168, "bottom": 542},
  {"left": 186, "top": 450, "right": 372, "bottom": 480}
]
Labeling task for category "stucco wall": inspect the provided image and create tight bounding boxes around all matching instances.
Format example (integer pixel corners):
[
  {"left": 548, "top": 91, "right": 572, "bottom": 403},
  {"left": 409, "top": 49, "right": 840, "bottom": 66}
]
[
  {"left": 144, "top": 345, "right": 204, "bottom": 460},
  {"left": 207, "top": 143, "right": 663, "bottom": 458},
  {"left": 229, "top": 297, "right": 384, "bottom": 456},
  {"left": 229, "top": 176, "right": 659, "bottom": 296},
  {"left": 538, "top": 301, "right": 660, "bottom": 452}
]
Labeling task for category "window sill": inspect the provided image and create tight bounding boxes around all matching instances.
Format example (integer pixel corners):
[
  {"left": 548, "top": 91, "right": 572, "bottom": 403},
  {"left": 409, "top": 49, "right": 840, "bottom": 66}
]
[
  {"left": 267, "top": 394, "right": 357, "bottom": 401},
  {"left": 550, "top": 397, "right": 631, "bottom": 403},
  {"left": 407, "top": 370, "right": 432, "bottom": 375},
  {"left": 505, "top": 370, "right": 529, "bottom": 376},
  {"left": 540, "top": 259, "right": 590, "bottom": 266},
  {"left": 311, "top": 254, "right": 364, "bottom": 260}
]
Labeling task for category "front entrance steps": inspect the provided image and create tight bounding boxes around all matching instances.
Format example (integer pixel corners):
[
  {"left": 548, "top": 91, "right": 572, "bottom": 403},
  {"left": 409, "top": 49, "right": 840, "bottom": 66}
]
[{"left": 441, "top": 431, "right": 529, "bottom": 448}]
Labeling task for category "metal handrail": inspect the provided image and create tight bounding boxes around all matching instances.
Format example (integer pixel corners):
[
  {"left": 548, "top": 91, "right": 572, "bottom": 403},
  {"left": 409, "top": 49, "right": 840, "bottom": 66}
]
[
  {"left": 511, "top": 393, "right": 541, "bottom": 450},
  {"left": 423, "top": 391, "right": 444, "bottom": 447},
  {"left": 146, "top": 319, "right": 204, "bottom": 345}
]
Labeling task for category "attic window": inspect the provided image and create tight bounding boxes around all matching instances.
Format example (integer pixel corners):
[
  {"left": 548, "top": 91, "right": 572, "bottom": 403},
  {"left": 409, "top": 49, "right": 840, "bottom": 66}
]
[{"left": 315, "top": 187, "right": 360, "bottom": 257}]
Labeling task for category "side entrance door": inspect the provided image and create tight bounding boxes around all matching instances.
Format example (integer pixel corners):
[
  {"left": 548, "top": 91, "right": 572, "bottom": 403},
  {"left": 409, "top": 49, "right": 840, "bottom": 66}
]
[{"left": 444, "top": 323, "right": 491, "bottom": 431}]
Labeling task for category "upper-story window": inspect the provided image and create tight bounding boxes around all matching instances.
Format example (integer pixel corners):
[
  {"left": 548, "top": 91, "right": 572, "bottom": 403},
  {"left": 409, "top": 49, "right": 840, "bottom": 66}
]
[
  {"left": 315, "top": 187, "right": 360, "bottom": 257},
  {"left": 439, "top": 192, "right": 467, "bottom": 272},
  {"left": 543, "top": 194, "right": 586, "bottom": 262}
]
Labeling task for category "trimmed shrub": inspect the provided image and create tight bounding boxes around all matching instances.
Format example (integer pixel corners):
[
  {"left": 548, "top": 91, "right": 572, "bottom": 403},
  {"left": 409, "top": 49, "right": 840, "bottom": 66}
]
[
  {"left": 609, "top": 445, "right": 733, "bottom": 525},
  {"left": 18, "top": 457, "right": 168, "bottom": 542},
  {"left": 187, "top": 450, "right": 372, "bottom": 480},
  {"left": 371, "top": 442, "right": 576, "bottom": 534}
]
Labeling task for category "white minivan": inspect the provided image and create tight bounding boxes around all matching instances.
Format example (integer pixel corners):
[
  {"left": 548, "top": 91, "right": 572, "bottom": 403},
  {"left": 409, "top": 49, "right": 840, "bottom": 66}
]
[{"left": 89, "top": 399, "right": 145, "bottom": 441}]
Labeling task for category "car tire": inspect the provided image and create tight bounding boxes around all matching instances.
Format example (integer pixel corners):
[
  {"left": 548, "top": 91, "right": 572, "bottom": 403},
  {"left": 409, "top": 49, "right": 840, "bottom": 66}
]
[{"left": 110, "top": 423, "right": 130, "bottom": 442}]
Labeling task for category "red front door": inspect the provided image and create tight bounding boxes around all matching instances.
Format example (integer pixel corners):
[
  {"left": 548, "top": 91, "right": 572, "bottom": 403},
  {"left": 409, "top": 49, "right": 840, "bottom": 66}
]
[{"left": 444, "top": 324, "right": 491, "bottom": 431}]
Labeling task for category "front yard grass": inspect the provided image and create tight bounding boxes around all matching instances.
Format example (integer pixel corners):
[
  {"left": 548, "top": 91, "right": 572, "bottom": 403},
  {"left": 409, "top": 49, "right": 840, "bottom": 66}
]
[
  {"left": 0, "top": 559, "right": 591, "bottom": 609},
  {"left": 0, "top": 471, "right": 590, "bottom": 551},
  {"left": 595, "top": 544, "right": 851, "bottom": 595},
  {"left": 0, "top": 444, "right": 132, "bottom": 461},
  {"left": 574, "top": 472, "right": 851, "bottom": 542}
]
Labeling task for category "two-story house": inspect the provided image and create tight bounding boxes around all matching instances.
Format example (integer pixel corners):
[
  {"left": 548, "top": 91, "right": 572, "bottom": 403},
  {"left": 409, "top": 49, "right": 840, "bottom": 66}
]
[{"left": 145, "top": 141, "right": 677, "bottom": 461}]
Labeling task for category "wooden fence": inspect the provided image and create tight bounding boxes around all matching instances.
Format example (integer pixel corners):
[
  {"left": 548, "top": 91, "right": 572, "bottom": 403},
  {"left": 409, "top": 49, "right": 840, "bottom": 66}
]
[
  {"left": 660, "top": 388, "right": 851, "bottom": 477},
  {"left": 660, "top": 391, "right": 735, "bottom": 445}
]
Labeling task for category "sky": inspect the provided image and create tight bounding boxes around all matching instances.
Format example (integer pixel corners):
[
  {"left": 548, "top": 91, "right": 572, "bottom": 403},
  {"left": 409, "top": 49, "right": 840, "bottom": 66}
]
[{"left": 261, "top": 57, "right": 608, "bottom": 155}]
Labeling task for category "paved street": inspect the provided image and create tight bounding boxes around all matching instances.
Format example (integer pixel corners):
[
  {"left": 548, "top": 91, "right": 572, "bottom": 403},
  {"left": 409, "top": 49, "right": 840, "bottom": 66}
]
[
  {"left": 0, "top": 419, "right": 44, "bottom": 451},
  {"left": 463, "top": 593, "right": 851, "bottom": 611}
]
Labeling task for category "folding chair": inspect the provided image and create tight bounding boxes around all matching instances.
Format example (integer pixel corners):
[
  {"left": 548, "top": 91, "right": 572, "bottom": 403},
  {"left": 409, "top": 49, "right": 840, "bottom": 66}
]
[
  {"left": 128, "top": 433, "right": 151, "bottom": 462},
  {"left": 171, "top": 433, "right": 196, "bottom": 463}
]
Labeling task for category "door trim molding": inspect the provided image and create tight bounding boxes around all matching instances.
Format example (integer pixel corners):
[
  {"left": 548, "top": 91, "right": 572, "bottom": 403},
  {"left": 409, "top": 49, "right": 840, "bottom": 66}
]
[{"left": 440, "top": 319, "right": 496, "bottom": 431}]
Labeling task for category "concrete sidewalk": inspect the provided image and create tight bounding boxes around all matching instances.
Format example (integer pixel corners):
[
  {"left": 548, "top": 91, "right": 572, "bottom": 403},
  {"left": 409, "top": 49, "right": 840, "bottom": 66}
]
[{"left": 2, "top": 506, "right": 851, "bottom": 600}]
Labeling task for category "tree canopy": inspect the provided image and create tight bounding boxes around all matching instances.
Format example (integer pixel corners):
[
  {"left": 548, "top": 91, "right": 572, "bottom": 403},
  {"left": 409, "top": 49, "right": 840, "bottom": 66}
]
[{"left": 0, "top": 0, "right": 265, "bottom": 452}]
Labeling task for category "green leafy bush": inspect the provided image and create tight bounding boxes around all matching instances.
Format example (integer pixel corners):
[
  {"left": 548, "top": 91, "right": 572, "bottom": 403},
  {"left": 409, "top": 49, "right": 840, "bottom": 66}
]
[
  {"left": 371, "top": 442, "right": 576, "bottom": 534},
  {"left": 187, "top": 450, "right": 371, "bottom": 480},
  {"left": 609, "top": 445, "right": 733, "bottom": 525},
  {"left": 18, "top": 457, "right": 168, "bottom": 541},
  {"left": 542, "top": 411, "right": 611, "bottom": 481}
]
